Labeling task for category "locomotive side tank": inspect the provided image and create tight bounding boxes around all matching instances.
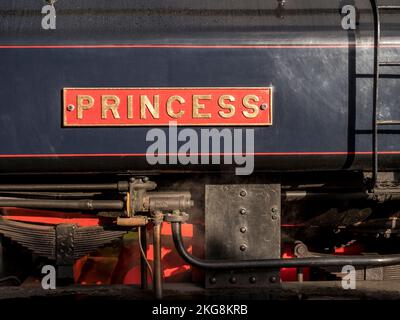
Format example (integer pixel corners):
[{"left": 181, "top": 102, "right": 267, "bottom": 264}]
[
  {"left": 3, "top": 1, "right": 400, "bottom": 300},
  {"left": 0, "top": 0, "right": 400, "bottom": 174}
]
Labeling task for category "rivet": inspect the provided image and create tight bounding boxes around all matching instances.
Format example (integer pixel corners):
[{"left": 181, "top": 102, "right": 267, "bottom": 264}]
[
  {"left": 260, "top": 103, "right": 268, "bottom": 110},
  {"left": 240, "top": 190, "right": 247, "bottom": 197},
  {"left": 271, "top": 207, "right": 279, "bottom": 220},
  {"left": 229, "top": 276, "right": 237, "bottom": 284},
  {"left": 240, "top": 244, "right": 247, "bottom": 251},
  {"left": 240, "top": 227, "right": 247, "bottom": 233},
  {"left": 249, "top": 276, "right": 257, "bottom": 284},
  {"left": 269, "top": 276, "right": 278, "bottom": 283},
  {"left": 209, "top": 277, "right": 217, "bottom": 284},
  {"left": 67, "top": 104, "right": 75, "bottom": 111},
  {"left": 239, "top": 208, "right": 247, "bottom": 215}
]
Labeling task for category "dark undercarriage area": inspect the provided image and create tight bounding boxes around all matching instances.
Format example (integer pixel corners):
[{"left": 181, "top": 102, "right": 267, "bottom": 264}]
[{"left": 1, "top": 170, "right": 400, "bottom": 300}]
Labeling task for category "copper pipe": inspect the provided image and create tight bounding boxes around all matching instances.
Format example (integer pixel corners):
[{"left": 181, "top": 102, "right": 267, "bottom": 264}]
[
  {"left": 116, "top": 216, "right": 148, "bottom": 227},
  {"left": 140, "top": 226, "right": 148, "bottom": 290},
  {"left": 153, "top": 222, "right": 163, "bottom": 299}
]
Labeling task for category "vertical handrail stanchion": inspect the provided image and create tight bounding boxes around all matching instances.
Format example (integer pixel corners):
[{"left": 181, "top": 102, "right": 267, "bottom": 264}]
[{"left": 371, "top": 0, "right": 380, "bottom": 191}]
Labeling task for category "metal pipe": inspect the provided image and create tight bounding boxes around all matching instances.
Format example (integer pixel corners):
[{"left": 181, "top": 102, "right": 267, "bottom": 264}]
[
  {"left": 282, "top": 191, "right": 369, "bottom": 201},
  {"left": 153, "top": 222, "right": 163, "bottom": 299},
  {"left": 140, "top": 226, "right": 148, "bottom": 290},
  {"left": 297, "top": 268, "right": 304, "bottom": 283},
  {"left": 116, "top": 216, "right": 148, "bottom": 227},
  {"left": 0, "top": 199, "right": 124, "bottom": 210},
  {"left": 0, "top": 182, "right": 129, "bottom": 192},
  {"left": 171, "top": 222, "right": 400, "bottom": 269},
  {"left": 371, "top": 0, "right": 380, "bottom": 189}
]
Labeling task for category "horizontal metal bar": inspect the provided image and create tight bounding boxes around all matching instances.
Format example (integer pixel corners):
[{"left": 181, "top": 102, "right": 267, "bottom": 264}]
[
  {"left": 282, "top": 191, "right": 369, "bottom": 201},
  {"left": 379, "top": 62, "right": 400, "bottom": 66},
  {"left": 0, "top": 199, "right": 124, "bottom": 210},
  {"left": 378, "top": 6, "right": 400, "bottom": 10},
  {"left": 0, "top": 191, "right": 103, "bottom": 199},
  {"left": 171, "top": 222, "right": 400, "bottom": 269},
  {"left": 377, "top": 120, "right": 400, "bottom": 125},
  {"left": 0, "top": 182, "right": 129, "bottom": 192}
]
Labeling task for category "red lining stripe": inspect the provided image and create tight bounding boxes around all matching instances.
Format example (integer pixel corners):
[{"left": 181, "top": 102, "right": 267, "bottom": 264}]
[
  {"left": 0, "top": 151, "right": 399, "bottom": 158},
  {"left": 0, "top": 44, "right": 400, "bottom": 49}
]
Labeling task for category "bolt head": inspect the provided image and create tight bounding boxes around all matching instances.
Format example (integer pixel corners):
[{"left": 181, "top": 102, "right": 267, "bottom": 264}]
[
  {"left": 260, "top": 103, "right": 268, "bottom": 110},
  {"left": 239, "top": 190, "right": 247, "bottom": 197},
  {"left": 67, "top": 104, "right": 75, "bottom": 111},
  {"left": 209, "top": 277, "right": 217, "bottom": 284},
  {"left": 296, "top": 246, "right": 307, "bottom": 256}
]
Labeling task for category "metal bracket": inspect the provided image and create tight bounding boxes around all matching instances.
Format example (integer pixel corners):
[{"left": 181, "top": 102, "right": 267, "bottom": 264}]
[
  {"left": 205, "top": 184, "right": 281, "bottom": 289},
  {"left": 55, "top": 224, "right": 76, "bottom": 283},
  {"left": 164, "top": 211, "right": 189, "bottom": 223}
]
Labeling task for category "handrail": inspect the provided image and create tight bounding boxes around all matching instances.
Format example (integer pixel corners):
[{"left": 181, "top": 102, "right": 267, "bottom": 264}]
[{"left": 371, "top": 0, "right": 380, "bottom": 190}]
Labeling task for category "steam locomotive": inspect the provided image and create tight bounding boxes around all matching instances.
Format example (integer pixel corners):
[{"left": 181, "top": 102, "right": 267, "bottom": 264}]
[{"left": 1, "top": 0, "right": 400, "bottom": 299}]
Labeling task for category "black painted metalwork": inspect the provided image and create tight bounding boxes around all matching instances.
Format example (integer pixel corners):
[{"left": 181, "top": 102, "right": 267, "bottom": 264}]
[
  {"left": 0, "top": 199, "right": 124, "bottom": 210},
  {"left": 0, "top": 182, "right": 129, "bottom": 192},
  {"left": 171, "top": 222, "right": 400, "bottom": 269},
  {"left": 205, "top": 184, "right": 280, "bottom": 288},
  {"left": 55, "top": 224, "right": 76, "bottom": 283},
  {"left": 0, "top": 218, "right": 126, "bottom": 261}
]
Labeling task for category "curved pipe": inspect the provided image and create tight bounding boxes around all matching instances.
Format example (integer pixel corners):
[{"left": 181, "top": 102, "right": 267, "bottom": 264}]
[{"left": 171, "top": 222, "right": 400, "bottom": 269}]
